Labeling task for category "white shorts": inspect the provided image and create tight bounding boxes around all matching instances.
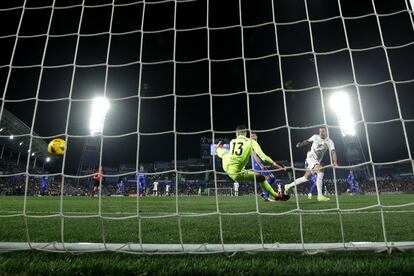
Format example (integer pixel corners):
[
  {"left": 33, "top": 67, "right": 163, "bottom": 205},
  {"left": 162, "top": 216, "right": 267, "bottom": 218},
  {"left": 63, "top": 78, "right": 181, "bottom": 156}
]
[{"left": 305, "top": 155, "right": 320, "bottom": 173}]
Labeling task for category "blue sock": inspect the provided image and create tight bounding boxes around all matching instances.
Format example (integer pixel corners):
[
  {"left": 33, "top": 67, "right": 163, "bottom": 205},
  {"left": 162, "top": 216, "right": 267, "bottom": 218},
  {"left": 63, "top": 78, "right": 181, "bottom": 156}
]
[{"left": 261, "top": 191, "right": 269, "bottom": 198}]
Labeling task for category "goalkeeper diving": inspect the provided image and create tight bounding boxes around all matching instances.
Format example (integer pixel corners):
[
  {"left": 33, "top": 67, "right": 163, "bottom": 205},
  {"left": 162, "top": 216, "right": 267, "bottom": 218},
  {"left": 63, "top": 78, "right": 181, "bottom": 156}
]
[{"left": 216, "top": 125, "right": 289, "bottom": 201}]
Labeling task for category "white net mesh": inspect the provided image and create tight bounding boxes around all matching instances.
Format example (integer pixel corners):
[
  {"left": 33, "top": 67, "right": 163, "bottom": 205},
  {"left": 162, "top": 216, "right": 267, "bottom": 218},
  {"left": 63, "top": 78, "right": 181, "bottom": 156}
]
[
  {"left": 207, "top": 188, "right": 233, "bottom": 196},
  {"left": 0, "top": 0, "right": 414, "bottom": 253}
]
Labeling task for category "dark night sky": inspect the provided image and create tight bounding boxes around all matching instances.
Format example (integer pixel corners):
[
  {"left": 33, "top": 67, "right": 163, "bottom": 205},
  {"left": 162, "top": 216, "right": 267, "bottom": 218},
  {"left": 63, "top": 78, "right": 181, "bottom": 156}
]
[{"left": 0, "top": 0, "right": 414, "bottom": 174}]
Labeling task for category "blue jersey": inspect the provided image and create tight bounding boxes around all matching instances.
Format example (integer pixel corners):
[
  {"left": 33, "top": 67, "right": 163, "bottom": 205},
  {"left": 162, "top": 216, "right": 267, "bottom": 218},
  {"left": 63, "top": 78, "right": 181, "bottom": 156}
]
[
  {"left": 138, "top": 170, "right": 145, "bottom": 186},
  {"left": 252, "top": 152, "right": 276, "bottom": 185},
  {"left": 348, "top": 174, "right": 356, "bottom": 185},
  {"left": 137, "top": 170, "right": 146, "bottom": 195},
  {"left": 41, "top": 176, "right": 48, "bottom": 193},
  {"left": 348, "top": 173, "right": 359, "bottom": 193}
]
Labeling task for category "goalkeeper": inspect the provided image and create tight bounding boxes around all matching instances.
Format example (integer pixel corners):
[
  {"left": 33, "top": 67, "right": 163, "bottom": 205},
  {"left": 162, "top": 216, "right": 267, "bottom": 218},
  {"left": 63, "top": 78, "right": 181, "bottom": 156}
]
[{"left": 216, "top": 125, "right": 289, "bottom": 201}]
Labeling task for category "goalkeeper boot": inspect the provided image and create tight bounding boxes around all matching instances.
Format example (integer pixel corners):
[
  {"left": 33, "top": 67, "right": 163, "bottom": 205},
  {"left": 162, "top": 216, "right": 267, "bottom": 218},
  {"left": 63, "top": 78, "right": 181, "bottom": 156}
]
[
  {"left": 307, "top": 193, "right": 312, "bottom": 200},
  {"left": 280, "top": 193, "right": 290, "bottom": 201},
  {"left": 317, "top": 195, "right": 330, "bottom": 202},
  {"left": 274, "top": 193, "right": 290, "bottom": 201}
]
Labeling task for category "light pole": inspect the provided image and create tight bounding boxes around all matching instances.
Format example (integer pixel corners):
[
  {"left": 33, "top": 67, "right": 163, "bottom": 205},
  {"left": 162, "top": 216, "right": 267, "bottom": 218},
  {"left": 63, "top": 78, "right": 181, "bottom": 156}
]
[
  {"left": 330, "top": 91, "right": 370, "bottom": 179},
  {"left": 77, "top": 97, "right": 110, "bottom": 177}
]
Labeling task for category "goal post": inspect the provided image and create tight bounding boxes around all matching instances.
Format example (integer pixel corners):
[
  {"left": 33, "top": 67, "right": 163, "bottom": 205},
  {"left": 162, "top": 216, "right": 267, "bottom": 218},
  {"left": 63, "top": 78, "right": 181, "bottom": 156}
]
[{"left": 0, "top": 0, "right": 414, "bottom": 254}]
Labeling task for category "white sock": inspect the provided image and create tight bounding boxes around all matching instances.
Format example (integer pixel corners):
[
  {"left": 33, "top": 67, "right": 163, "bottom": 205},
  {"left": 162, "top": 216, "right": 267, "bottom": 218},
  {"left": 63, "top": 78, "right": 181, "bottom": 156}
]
[
  {"left": 316, "top": 172, "right": 324, "bottom": 196},
  {"left": 286, "top": 176, "right": 307, "bottom": 189}
]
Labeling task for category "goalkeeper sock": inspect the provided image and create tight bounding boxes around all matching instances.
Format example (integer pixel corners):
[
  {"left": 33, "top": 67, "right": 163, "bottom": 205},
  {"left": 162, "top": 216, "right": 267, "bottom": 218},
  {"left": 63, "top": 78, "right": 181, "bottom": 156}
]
[
  {"left": 285, "top": 176, "right": 307, "bottom": 190},
  {"left": 316, "top": 172, "right": 324, "bottom": 196},
  {"left": 260, "top": 181, "right": 277, "bottom": 197}
]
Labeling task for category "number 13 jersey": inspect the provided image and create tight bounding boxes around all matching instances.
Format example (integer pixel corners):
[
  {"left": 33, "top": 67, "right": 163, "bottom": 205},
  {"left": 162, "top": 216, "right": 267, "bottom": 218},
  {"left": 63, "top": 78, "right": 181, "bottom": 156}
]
[{"left": 227, "top": 135, "right": 275, "bottom": 171}]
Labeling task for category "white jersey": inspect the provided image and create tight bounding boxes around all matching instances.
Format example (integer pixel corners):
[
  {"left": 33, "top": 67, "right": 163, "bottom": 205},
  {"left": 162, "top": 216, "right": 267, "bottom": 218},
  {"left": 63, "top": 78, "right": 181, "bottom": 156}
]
[
  {"left": 233, "top": 182, "right": 239, "bottom": 191},
  {"left": 153, "top": 181, "right": 159, "bottom": 191},
  {"left": 307, "top": 134, "right": 335, "bottom": 163},
  {"left": 166, "top": 184, "right": 170, "bottom": 192}
]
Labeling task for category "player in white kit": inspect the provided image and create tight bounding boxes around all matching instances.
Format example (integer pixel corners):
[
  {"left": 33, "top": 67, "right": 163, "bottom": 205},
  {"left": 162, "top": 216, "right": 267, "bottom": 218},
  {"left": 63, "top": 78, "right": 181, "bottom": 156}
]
[
  {"left": 284, "top": 127, "right": 337, "bottom": 202},
  {"left": 165, "top": 183, "right": 170, "bottom": 196},
  {"left": 152, "top": 181, "right": 159, "bottom": 196},
  {"left": 233, "top": 181, "right": 239, "bottom": 196}
]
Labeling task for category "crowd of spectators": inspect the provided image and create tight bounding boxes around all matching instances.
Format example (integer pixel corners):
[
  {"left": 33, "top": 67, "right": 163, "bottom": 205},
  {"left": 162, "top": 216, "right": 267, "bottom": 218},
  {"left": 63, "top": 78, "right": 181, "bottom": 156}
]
[
  {"left": 0, "top": 176, "right": 89, "bottom": 196},
  {"left": 1, "top": 168, "right": 414, "bottom": 197}
]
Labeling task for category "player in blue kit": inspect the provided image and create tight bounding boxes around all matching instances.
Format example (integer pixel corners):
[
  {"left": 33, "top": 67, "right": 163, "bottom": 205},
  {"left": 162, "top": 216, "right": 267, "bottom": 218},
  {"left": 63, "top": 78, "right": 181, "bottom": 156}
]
[
  {"left": 250, "top": 133, "right": 289, "bottom": 202},
  {"left": 40, "top": 176, "right": 48, "bottom": 196},
  {"left": 347, "top": 171, "right": 360, "bottom": 195},
  {"left": 137, "top": 165, "right": 146, "bottom": 196}
]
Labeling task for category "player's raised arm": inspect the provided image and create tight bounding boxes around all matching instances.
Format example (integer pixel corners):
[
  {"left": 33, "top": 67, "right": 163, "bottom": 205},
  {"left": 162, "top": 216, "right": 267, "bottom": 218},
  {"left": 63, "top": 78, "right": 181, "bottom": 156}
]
[
  {"left": 331, "top": 149, "right": 338, "bottom": 167},
  {"left": 328, "top": 138, "right": 338, "bottom": 166},
  {"left": 296, "top": 136, "right": 314, "bottom": 148}
]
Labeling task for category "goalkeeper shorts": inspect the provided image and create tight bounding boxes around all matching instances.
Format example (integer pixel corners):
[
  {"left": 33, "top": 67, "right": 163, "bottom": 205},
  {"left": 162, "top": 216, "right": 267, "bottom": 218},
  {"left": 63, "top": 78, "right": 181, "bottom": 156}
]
[{"left": 222, "top": 154, "right": 255, "bottom": 182}]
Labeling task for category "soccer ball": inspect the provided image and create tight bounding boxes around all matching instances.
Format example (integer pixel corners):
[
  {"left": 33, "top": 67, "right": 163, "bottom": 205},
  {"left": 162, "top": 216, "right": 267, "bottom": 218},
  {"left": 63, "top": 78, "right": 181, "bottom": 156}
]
[{"left": 47, "top": 138, "right": 66, "bottom": 156}]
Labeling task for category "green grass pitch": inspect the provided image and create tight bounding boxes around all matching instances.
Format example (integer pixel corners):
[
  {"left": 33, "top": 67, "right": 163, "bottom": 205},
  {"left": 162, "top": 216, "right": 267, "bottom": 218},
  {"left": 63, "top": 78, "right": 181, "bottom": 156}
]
[{"left": 1, "top": 194, "right": 414, "bottom": 274}]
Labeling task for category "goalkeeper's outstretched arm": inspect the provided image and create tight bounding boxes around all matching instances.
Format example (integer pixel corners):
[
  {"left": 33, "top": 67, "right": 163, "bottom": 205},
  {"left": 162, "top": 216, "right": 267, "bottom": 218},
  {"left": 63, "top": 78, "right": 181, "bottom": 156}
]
[{"left": 251, "top": 138, "right": 283, "bottom": 170}]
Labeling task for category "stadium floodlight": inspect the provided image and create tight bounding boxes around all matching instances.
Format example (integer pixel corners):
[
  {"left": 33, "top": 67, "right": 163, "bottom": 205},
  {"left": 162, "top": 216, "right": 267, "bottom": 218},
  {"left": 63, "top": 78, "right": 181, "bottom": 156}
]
[
  {"left": 89, "top": 97, "right": 110, "bottom": 135},
  {"left": 46, "top": 157, "right": 50, "bottom": 162},
  {"left": 329, "top": 91, "right": 356, "bottom": 136},
  {"left": 9, "top": 135, "right": 14, "bottom": 140}
]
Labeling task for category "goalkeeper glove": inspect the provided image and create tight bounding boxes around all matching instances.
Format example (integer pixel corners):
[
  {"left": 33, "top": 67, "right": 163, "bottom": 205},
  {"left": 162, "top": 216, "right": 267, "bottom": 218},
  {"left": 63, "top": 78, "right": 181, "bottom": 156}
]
[{"left": 273, "top": 162, "right": 285, "bottom": 171}]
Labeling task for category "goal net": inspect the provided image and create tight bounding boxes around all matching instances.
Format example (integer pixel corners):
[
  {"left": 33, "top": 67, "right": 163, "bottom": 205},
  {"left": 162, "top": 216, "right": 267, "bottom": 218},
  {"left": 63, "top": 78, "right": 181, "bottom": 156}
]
[{"left": 0, "top": 0, "right": 414, "bottom": 254}]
